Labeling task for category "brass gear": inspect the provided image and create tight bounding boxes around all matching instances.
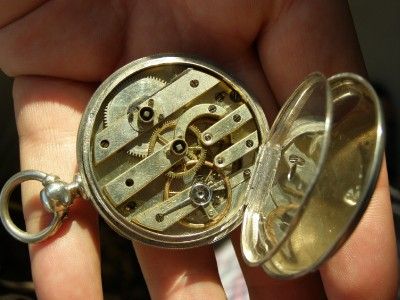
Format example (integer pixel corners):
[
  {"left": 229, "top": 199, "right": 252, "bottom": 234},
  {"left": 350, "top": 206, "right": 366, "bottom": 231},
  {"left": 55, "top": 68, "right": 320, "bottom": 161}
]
[
  {"left": 104, "top": 76, "right": 166, "bottom": 158},
  {"left": 127, "top": 135, "right": 152, "bottom": 158},
  {"left": 163, "top": 160, "right": 232, "bottom": 229},
  {"left": 148, "top": 120, "right": 207, "bottom": 178}
]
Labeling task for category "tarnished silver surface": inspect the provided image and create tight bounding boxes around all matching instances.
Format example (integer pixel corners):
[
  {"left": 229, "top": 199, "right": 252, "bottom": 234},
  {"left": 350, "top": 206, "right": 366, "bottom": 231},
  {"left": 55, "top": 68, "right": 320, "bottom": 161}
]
[
  {"left": 0, "top": 170, "right": 82, "bottom": 243},
  {"left": 94, "top": 68, "right": 221, "bottom": 164},
  {"left": 214, "top": 131, "right": 259, "bottom": 168},
  {"left": 78, "top": 55, "right": 267, "bottom": 248},
  {"left": 241, "top": 72, "right": 384, "bottom": 278},
  {"left": 0, "top": 55, "right": 384, "bottom": 279}
]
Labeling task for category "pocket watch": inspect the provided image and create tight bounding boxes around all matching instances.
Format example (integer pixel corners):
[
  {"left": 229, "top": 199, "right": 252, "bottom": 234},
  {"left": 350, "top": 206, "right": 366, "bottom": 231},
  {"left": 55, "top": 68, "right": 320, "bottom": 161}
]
[{"left": 0, "top": 54, "right": 384, "bottom": 278}]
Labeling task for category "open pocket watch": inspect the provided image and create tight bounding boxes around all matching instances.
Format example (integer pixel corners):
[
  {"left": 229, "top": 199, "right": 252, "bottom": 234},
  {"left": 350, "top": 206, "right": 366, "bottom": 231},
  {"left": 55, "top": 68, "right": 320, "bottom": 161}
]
[{"left": 0, "top": 55, "right": 384, "bottom": 278}]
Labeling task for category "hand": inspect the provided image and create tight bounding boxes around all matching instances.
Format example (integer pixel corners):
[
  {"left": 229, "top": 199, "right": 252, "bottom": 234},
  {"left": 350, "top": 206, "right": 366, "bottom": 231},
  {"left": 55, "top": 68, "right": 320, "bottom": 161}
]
[{"left": 0, "top": 1, "right": 397, "bottom": 299}]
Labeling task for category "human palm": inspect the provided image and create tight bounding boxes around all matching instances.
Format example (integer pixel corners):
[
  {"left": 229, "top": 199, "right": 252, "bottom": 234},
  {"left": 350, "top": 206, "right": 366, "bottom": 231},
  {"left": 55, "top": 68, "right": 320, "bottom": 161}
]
[{"left": 0, "top": 1, "right": 397, "bottom": 299}]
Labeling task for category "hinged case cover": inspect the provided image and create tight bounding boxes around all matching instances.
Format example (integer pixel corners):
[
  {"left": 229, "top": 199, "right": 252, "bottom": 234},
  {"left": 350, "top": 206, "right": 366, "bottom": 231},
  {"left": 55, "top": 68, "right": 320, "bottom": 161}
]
[{"left": 241, "top": 73, "right": 384, "bottom": 278}]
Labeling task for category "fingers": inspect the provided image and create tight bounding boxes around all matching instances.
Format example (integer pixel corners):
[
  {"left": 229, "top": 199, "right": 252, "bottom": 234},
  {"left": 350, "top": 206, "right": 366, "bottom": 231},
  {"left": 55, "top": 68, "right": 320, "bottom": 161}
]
[
  {"left": 0, "top": 0, "right": 46, "bottom": 28},
  {"left": 0, "top": 0, "right": 125, "bottom": 81},
  {"left": 320, "top": 162, "right": 398, "bottom": 299},
  {"left": 13, "top": 76, "right": 102, "bottom": 299},
  {"left": 258, "top": 0, "right": 366, "bottom": 104},
  {"left": 134, "top": 243, "right": 226, "bottom": 299}
]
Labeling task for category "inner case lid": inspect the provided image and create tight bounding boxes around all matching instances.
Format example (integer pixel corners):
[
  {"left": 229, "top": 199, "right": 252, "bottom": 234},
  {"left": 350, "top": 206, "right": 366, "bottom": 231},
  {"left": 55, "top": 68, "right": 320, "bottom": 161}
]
[
  {"left": 241, "top": 72, "right": 332, "bottom": 266},
  {"left": 241, "top": 72, "right": 384, "bottom": 279}
]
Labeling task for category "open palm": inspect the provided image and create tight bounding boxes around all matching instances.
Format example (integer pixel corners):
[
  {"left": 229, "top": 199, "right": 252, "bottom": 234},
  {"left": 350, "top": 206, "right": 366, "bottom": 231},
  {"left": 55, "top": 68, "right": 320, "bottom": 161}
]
[{"left": 0, "top": 1, "right": 397, "bottom": 299}]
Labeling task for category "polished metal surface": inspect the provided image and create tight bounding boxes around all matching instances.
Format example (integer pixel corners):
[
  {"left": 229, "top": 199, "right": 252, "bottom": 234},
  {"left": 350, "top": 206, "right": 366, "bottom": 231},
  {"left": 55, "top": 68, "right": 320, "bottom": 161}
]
[
  {"left": 0, "top": 55, "right": 384, "bottom": 279},
  {"left": 78, "top": 55, "right": 268, "bottom": 248},
  {"left": 241, "top": 72, "right": 384, "bottom": 278},
  {"left": 0, "top": 170, "right": 82, "bottom": 243}
]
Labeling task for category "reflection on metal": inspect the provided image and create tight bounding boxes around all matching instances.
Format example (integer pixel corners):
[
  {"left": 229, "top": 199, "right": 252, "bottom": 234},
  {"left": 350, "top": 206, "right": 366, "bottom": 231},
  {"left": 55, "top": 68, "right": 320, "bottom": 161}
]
[
  {"left": 241, "top": 72, "right": 384, "bottom": 279},
  {"left": 0, "top": 56, "right": 384, "bottom": 280}
]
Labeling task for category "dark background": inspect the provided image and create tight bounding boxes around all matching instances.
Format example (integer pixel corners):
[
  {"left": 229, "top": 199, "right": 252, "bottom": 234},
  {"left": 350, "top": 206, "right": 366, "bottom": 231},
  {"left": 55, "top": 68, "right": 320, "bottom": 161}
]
[{"left": 0, "top": 1, "right": 399, "bottom": 299}]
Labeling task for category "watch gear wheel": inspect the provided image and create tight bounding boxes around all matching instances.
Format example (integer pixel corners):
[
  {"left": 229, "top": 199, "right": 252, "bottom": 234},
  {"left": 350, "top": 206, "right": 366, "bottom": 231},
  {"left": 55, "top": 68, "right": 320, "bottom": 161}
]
[
  {"left": 127, "top": 137, "right": 152, "bottom": 158},
  {"left": 148, "top": 120, "right": 207, "bottom": 178},
  {"left": 164, "top": 160, "right": 232, "bottom": 228},
  {"left": 104, "top": 76, "right": 167, "bottom": 157}
]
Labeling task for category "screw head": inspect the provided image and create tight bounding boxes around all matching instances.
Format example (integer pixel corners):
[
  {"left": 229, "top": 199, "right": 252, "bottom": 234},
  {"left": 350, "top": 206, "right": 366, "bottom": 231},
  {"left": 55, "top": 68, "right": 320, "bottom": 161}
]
[
  {"left": 190, "top": 182, "right": 213, "bottom": 206},
  {"left": 190, "top": 79, "right": 199, "bottom": 87},
  {"left": 233, "top": 114, "right": 241, "bottom": 122},
  {"left": 208, "top": 105, "right": 217, "bottom": 113},
  {"left": 203, "top": 133, "right": 212, "bottom": 142},
  {"left": 100, "top": 140, "right": 110, "bottom": 148},
  {"left": 155, "top": 214, "right": 164, "bottom": 222},
  {"left": 246, "top": 139, "right": 254, "bottom": 148},
  {"left": 215, "top": 91, "right": 226, "bottom": 102}
]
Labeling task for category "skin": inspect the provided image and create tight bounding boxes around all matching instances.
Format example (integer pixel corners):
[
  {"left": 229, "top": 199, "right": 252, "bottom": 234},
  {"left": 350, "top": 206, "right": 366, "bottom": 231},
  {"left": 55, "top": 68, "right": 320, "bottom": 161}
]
[{"left": 0, "top": 0, "right": 397, "bottom": 299}]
